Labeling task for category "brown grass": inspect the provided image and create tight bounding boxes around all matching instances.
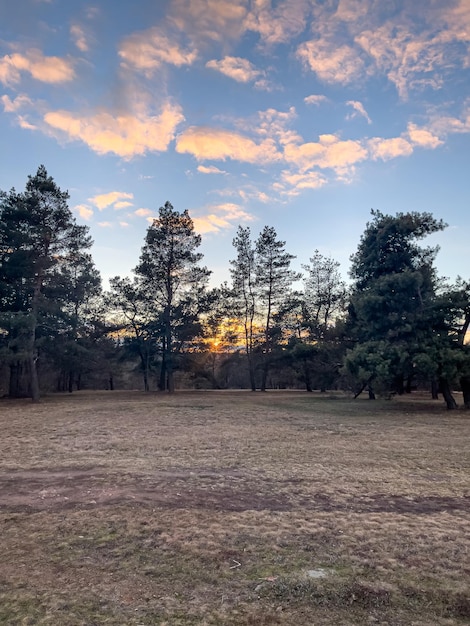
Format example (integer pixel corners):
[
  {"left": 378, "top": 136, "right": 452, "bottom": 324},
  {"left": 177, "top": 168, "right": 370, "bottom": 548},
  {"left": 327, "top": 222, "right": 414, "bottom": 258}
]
[{"left": 0, "top": 390, "right": 469, "bottom": 625}]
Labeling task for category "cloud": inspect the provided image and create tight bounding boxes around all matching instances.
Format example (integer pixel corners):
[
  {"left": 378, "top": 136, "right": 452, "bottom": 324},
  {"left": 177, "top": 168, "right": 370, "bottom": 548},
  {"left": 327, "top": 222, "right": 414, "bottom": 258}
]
[
  {"left": 89, "top": 191, "right": 134, "bottom": 210},
  {"left": 297, "top": 40, "right": 364, "bottom": 84},
  {"left": 279, "top": 170, "right": 327, "bottom": 194},
  {"left": 346, "top": 100, "right": 371, "bottom": 123},
  {"left": 168, "top": 0, "right": 248, "bottom": 43},
  {"left": 70, "top": 24, "right": 90, "bottom": 52},
  {"left": 44, "top": 101, "right": 184, "bottom": 158},
  {"left": 429, "top": 106, "right": 470, "bottom": 135},
  {"left": 191, "top": 202, "right": 255, "bottom": 234},
  {"left": 283, "top": 134, "right": 368, "bottom": 174},
  {"left": 119, "top": 28, "right": 197, "bottom": 74},
  {"left": 206, "top": 56, "right": 261, "bottom": 83},
  {"left": 368, "top": 136, "right": 413, "bottom": 160},
  {"left": 1, "top": 94, "right": 33, "bottom": 112},
  {"left": 98, "top": 221, "right": 113, "bottom": 228},
  {"left": 114, "top": 201, "right": 134, "bottom": 209},
  {"left": 135, "top": 208, "right": 153, "bottom": 217},
  {"left": 197, "top": 165, "right": 227, "bottom": 174},
  {"left": 119, "top": 221, "right": 130, "bottom": 228},
  {"left": 176, "top": 126, "right": 281, "bottom": 164},
  {"left": 74, "top": 204, "right": 93, "bottom": 220},
  {"left": 245, "top": 0, "right": 310, "bottom": 45},
  {"left": 304, "top": 94, "right": 328, "bottom": 106},
  {"left": 406, "top": 123, "right": 443, "bottom": 149},
  {"left": 355, "top": 22, "right": 453, "bottom": 99},
  {"left": 0, "top": 49, "right": 75, "bottom": 85}
]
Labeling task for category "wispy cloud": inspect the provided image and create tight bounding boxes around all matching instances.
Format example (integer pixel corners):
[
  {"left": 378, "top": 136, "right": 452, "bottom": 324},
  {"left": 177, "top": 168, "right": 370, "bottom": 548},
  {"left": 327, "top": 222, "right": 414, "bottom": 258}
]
[
  {"left": 168, "top": 0, "right": 248, "bottom": 43},
  {"left": 346, "top": 100, "right": 371, "bottom": 123},
  {"left": 0, "top": 49, "right": 75, "bottom": 85},
  {"left": 245, "top": 0, "right": 309, "bottom": 45},
  {"left": 1, "top": 94, "right": 33, "bottom": 112},
  {"left": 304, "top": 94, "right": 328, "bottom": 106},
  {"left": 297, "top": 40, "right": 364, "bottom": 85},
  {"left": 197, "top": 165, "right": 227, "bottom": 175},
  {"left": 119, "top": 28, "right": 197, "bottom": 74},
  {"left": 70, "top": 24, "right": 90, "bottom": 52}
]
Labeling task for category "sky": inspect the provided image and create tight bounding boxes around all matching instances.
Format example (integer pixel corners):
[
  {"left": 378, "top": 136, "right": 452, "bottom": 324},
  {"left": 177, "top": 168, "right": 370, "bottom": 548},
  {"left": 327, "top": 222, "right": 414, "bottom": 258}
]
[{"left": 1, "top": 0, "right": 469, "bottom": 289}]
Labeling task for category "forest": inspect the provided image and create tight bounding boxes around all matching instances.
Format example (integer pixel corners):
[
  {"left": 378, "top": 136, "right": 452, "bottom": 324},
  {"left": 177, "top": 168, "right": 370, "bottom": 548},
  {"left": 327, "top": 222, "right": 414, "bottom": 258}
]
[{"left": 1, "top": 166, "right": 469, "bottom": 408}]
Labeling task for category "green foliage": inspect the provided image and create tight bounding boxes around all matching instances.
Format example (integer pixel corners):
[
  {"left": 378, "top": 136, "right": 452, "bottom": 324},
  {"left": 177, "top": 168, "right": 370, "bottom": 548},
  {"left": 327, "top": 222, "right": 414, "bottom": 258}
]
[
  {"left": 344, "top": 210, "right": 470, "bottom": 405},
  {"left": 0, "top": 166, "right": 101, "bottom": 399}
]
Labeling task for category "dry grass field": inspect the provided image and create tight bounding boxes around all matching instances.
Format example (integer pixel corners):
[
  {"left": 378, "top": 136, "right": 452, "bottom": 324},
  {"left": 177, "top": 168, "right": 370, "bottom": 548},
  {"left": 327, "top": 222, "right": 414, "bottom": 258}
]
[{"left": 0, "top": 390, "right": 469, "bottom": 625}]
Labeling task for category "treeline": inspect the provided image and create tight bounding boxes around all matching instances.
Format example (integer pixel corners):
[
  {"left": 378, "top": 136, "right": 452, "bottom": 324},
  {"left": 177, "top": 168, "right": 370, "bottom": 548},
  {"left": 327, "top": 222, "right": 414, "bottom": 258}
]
[{"left": 1, "top": 166, "right": 469, "bottom": 407}]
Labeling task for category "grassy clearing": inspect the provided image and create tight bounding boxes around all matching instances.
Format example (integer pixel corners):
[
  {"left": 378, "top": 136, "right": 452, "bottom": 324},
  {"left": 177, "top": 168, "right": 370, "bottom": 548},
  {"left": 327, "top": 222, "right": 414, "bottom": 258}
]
[{"left": 0, "top": 390, "right": 469, "bottom": 625}]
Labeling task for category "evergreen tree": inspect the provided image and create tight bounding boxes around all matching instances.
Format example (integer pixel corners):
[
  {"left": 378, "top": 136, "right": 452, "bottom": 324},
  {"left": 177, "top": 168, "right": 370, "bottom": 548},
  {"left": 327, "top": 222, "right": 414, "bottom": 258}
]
[
  {"left": 0, "top": 166, "right": 94, "bottom": 401},
  {"left": 343, "top": 210, "right": 459, "bottom": 405},
  {"left": 229, "top": 226, "right": 257, "bottom": 391},
  {"left": 255, "top": 226, "right": 300, "bottom": 391},
  {"left": 134, "top": 202, "right": 210, "bottom": 392}
]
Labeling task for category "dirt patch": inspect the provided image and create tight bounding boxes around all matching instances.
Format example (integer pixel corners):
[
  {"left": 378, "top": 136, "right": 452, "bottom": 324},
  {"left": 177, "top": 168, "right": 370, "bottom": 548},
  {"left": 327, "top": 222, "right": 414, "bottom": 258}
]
[{"left": 1, "top": 466, "right": 468, "bottom": 515}]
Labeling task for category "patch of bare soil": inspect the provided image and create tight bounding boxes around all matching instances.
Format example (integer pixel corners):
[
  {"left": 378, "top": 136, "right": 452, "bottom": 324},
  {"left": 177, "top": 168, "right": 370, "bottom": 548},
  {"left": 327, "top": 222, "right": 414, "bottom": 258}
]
[{"left": 1, "top": 466, "right": 469, "bottom": 515}]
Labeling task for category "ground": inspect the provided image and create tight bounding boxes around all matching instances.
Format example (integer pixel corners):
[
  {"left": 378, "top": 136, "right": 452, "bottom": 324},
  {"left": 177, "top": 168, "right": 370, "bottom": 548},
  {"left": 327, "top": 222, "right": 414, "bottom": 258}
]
[{"left": 0, "top": 390, "right": 469, "bottom": 625}]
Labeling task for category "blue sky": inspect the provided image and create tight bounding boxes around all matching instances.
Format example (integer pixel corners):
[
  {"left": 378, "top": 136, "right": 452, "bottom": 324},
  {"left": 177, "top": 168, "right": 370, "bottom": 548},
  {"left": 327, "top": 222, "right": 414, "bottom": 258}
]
[{"left": 1, "top": 0, "right": 469, "bottom": 288}]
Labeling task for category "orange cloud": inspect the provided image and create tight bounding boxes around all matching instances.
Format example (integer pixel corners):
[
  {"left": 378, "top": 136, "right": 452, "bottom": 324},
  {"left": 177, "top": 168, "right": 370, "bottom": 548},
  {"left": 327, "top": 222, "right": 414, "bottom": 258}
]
[
  {"left": 284, "top": 134, "right": 368, "bottom": 173},
  {"left": 197, "top": 165, "right": 227, "bottom": 174},
  {"left": 74, "top": 204, "right": 93, "bottom": 220},
  {"left": 0, "top": 49, "right": 75, "bottom": 85},
  {"left": 89, "top": 191, "right": 134, "bottom": 210},
  {"left": 135, "top": 208, "right": 153, "bottom": 217},
  {"left": 192, "top": 202, "right": 254, "bottom": 234},
  {"left": 176, "top": 126, "right": 281, "bottom": 163},
  {"left": 44, "top": 102, "right": 184, "bottom": 158}
]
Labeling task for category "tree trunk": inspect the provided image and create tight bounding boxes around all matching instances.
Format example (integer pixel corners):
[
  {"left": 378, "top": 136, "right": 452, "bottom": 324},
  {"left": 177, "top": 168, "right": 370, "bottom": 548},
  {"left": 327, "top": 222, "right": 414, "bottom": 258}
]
[
  {"left": 460, "top": 376, "right": 470, "bottom": 409},
  {"left": 304, "top": 362, "right": 312, "bottom": 392},
  {"left": 248, "top": 357, "right": 256, "bottom": 391},
  {"left": 9, "top": 361, "right": 29, "bottom": 398},
  {"left": 68, "top": 371, "right": 74, "bottom": 393},
  {"left": 28, "top": 349, "right": 40, "bottom": 403},
  {"left": 431, "top": 380, "right": 439, "bottom": 400},
  {"left": 260, "top": 359, "right": 268, "bottom": 392},
  {"left": 439, "top": 378, "right": 458, "bottom": 410}
]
